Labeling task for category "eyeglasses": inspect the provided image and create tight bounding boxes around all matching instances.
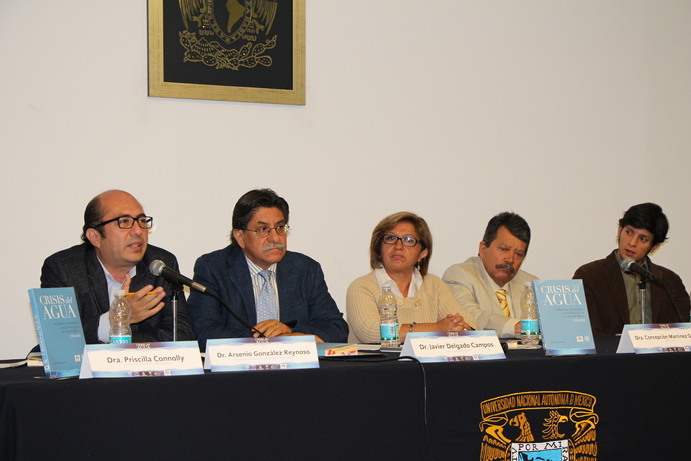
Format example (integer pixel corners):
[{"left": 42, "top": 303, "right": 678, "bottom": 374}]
[
  {"left": 93, "top": 215, "right": 154, "bottom": 230},
  {"left": 382, "top": 233, "right": 419, "bottom": 247},
  {"left": 245, "top": 224, "right": 290, "bottom": 238}
]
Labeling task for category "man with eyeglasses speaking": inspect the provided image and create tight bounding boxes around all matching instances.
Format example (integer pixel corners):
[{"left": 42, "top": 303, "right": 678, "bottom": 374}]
[
  {"left": 41, "top": 190, "right": 194, "bottom": 343},
  {"left": 187, "top": 189, "right": 348, "bottom": 349},
  {"left": 443, "top": 212, "right": 538, "bottom": 338}
]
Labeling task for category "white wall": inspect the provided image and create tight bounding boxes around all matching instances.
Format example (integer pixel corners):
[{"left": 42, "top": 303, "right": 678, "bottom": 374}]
[{"left": 1, "top": 1, "right": 689, "bottom": 358}]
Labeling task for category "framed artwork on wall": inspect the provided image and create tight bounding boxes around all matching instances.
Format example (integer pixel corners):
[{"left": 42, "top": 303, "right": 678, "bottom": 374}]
[{"left": 147, "top": 0, "right": 305, "bottom": 105}]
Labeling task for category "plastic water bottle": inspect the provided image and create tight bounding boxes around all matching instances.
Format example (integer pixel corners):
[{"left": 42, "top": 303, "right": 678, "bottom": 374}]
[
  {"left": 378, "top": 286, "right": 400, "bottom": 348},
  {"left": 519, "top": 282, "right": 539, "bottom": 345},
  {"left": 109, "top": 289, "right": 132, "bottom": 343}
]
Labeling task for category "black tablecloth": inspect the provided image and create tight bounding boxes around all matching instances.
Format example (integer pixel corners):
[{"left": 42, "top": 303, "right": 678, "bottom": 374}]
[{"left": 1, "top": 336, "right": 689, "bottom": 460}]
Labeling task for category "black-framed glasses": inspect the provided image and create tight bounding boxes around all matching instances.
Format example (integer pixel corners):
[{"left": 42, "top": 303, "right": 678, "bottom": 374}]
[
  {"left": 93, "top": 215, "right": 154, "bottom": 230},
  {"left": 382, "top": 233, "right": 419, "bottom": 247},
  {"left": 245, "top": 224, "right": 290, "bottom": 238}
]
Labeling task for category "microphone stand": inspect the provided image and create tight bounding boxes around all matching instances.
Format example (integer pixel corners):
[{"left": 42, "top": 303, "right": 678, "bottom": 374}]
[
  {"left": 150, "top": 259, "right": 264, "bottom": 338},
  {"left": 637, "top": 277, "right": 647, "bottom": 324},
  {"left": 171, "top": 290, "right": 178, "bottom": 342}
]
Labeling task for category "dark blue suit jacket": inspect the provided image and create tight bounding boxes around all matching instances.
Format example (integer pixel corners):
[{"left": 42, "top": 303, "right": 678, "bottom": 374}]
[
  {"left": 188, "top": 245, "right": 348, "bottom": 348},
  {"left": 41, "top": 243, "right": 195, "bottom": 344}
]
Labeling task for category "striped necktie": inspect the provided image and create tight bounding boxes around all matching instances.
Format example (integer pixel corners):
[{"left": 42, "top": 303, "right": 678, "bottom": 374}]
[
  {"left": 256, "top": 270, "right": 278, "bottom": 323},
  {"left": 496, "top": 289, "right": 510, "bottom": 317}
]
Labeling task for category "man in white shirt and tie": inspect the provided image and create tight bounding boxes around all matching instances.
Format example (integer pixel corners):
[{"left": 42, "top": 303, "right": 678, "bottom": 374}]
[{"left": 443, "top": 212, "right": 538, "bottom": 338}]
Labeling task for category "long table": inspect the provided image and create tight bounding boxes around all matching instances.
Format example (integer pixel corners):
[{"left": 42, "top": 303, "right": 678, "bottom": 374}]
[{"left": 1, "top": 336, "right": 688, "bottom": 460}]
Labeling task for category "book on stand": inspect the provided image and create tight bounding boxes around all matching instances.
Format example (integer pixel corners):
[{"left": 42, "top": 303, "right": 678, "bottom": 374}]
[
  {"left": 531, "top": 280, "right": 596, "bottom": 356},
  {"left": 28, "top": 287, "right": 86, "bottom": 379}
]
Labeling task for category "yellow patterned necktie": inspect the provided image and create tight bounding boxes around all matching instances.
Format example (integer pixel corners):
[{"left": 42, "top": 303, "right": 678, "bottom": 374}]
[{"left": 496, "top": 289, "right": 510, "bottom": 317}]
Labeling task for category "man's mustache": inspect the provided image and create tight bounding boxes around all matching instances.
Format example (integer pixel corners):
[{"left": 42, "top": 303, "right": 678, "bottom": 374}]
[
  {"left": 263, "top": 243, "right": 286, "bottom": 252},
  {"left": 495, "top": 262, "right": 515, "bottom": 273}
]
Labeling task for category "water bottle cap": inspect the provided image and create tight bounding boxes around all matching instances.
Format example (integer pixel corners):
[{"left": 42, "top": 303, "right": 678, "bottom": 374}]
[
  {"left": 115, "top": 289, "right": 126, "bottom": 297},
  {"left": 524, "top": 281, "right": 532, "bottom": 288}
]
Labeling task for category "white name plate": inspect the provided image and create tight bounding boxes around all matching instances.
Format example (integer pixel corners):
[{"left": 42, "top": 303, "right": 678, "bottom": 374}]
[
  {"left": 400, "top": 331, "right": 505, "bottom": 362},
  {"left": 617, "top": 323, "right": 691, "bottom": 354},
  {"left": 205, "top": 336, "right": 319, "bottom": 372},
  {"left": 79, "top": 341, "right": 204, "bottom": 379}
]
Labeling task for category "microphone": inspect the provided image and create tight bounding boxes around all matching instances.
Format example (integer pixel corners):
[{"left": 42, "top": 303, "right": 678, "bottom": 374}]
[
  {"left": 148, "top": 259, "right": 264, "bottom": 338},
  {"left": 620, "top": 258, "right": 661, "bottom": 283},
  {"left": 149, "top": 260, "right": 208, "bottom": 293}
]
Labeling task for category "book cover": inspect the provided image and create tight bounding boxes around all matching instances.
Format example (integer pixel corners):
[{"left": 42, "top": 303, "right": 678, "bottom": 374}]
[
  {"left": 28, "top": 287, "right": 86, "bottom": 379},
  {"left": 531, "top": 280, "right": 596, "bottom": 356}
]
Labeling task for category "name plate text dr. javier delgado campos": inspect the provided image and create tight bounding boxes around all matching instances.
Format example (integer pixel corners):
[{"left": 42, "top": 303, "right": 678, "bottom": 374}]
[{"left": 400, "top": 331, "right": 505, "bottom": 362}]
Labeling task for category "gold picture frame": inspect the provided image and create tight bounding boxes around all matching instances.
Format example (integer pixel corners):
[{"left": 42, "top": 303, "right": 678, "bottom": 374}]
[{"left": 147, "top": 0, "right": 305, "bottom": 105}]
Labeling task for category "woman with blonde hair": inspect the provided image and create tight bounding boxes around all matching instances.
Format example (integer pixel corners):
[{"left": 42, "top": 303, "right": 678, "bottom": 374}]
[{"left": 347, "top": 212, "right": 476, "bottom": 343}]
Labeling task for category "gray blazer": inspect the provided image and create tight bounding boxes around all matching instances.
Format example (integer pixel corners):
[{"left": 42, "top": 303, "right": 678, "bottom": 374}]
[{"left": 443, "top": 256, "right": 537, "bottom": 338}]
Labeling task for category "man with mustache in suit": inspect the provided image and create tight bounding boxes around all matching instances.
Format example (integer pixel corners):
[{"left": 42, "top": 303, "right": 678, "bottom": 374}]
[
  {"left": 443, "top": 212, "right": 538, "bottom": 338},
  {"left": 187, "top": 188, "right": 348, "bottom": 349}
]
